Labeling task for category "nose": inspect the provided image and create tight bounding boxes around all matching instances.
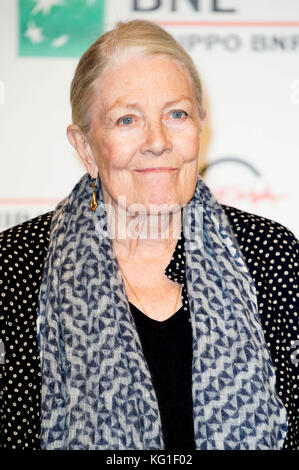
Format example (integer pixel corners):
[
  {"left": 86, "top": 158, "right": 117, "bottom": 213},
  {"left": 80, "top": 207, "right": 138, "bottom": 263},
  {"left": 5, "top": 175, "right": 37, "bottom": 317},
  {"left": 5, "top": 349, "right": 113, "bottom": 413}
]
[{"left": 140, "top": 121, "right": 172, "bottom": 156}]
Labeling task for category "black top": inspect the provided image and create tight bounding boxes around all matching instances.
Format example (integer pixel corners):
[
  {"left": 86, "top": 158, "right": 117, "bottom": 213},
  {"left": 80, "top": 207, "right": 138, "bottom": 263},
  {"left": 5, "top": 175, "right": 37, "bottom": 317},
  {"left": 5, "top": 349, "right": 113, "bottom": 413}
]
[
  {"left": 0, "top": 204, "right": 298, "bottom": 449},
  {"left": 129, "top": 302, "right": 195, "bottom": 450}
]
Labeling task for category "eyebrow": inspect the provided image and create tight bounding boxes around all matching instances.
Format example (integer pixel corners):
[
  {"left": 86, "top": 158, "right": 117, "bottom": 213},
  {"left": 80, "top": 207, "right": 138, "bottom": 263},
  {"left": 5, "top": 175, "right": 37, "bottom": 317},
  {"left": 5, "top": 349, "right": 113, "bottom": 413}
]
[{"left": 106, "top": 96, "right": 193, "bottom": 113}]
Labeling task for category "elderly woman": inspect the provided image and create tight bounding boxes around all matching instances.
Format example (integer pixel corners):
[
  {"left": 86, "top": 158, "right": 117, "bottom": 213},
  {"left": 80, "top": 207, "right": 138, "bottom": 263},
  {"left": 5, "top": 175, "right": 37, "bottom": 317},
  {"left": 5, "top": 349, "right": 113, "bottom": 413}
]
[{"left": 0, "top": 20, "right": 298, "bottom": 451}]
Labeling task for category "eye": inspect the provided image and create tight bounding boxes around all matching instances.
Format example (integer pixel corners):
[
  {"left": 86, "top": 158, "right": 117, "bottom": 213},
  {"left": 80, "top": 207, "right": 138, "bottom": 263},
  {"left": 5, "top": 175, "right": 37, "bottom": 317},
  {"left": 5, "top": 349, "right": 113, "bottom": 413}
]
[
  {"left": 170, "top": 110, "right": 188, "bottom": 120},
  {"left": 117, "top": 115, "right": 134, "bottom": 126}
]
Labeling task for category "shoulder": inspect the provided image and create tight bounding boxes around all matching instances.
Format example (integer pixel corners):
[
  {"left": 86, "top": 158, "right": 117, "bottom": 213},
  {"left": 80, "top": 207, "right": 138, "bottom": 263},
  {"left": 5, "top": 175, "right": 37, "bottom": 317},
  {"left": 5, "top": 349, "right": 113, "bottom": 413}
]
[
  {"left": 222, "top": 204, "right": 298, "bottom": 260},
  {"left": 222, "top": 204, "right": 298, "bottom": 347},
  {"left": 0, "top": 211, "right": 53, "bottom": 250},
  {"left": 0, "top": 211, "right": 53, "bottom": 283},
  {"left": 222, "top": 204, "right": 298, "bottom": 315}
]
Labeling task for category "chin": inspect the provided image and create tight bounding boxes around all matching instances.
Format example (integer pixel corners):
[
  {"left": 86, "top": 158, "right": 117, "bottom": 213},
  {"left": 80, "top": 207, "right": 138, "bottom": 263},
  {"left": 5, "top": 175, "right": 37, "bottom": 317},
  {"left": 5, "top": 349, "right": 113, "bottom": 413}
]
[{"left": 144, "top": 200, "right": 182, "bottom": 215}]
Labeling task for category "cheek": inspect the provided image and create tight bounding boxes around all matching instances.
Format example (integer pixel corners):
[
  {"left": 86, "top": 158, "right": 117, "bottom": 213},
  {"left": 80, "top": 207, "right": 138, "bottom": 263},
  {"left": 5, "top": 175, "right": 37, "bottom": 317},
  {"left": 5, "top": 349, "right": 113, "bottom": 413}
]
[
  {"left": 92, "top": 134, "right": 133, "bottom": 171},
  {"left": 175, "top": 130, "right": 200, "bottom": 161}
]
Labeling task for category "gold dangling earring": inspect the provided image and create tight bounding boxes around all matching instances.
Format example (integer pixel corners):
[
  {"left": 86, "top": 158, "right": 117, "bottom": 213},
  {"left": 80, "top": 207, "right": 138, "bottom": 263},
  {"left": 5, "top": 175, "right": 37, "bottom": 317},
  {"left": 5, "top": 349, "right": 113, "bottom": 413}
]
[{"left": 90, "top": 177, "right": 98, "bottom": 212}]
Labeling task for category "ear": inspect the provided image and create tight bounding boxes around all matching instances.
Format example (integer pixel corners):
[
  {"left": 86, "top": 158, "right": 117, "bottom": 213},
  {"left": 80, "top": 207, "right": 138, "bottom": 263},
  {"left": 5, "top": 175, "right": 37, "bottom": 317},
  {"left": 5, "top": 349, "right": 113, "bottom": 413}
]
[
  {"left": 66, "top": 124, "right": 98, "bottom": 178},
  {"left": 199, "top": 109, "right": 207, "bottom": 131}
]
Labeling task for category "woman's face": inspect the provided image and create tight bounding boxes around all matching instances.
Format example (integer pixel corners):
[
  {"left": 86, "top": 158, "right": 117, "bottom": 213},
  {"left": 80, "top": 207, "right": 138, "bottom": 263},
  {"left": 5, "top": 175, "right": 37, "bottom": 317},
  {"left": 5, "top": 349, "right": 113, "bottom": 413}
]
[{"left": 87, "top": 53, "right": 204, "bottom": 213}]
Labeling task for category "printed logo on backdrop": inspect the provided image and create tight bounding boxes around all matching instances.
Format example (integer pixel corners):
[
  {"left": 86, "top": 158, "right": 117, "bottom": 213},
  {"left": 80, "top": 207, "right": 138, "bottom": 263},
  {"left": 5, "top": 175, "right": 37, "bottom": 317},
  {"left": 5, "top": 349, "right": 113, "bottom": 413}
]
[
  {"left": 18, "top": 0, "right": 105, "bottom": 57},
  {"left": 131, "top": 0, "right": 236, "bottom": 12},
  {"left": 130, "top": 0, "right": 299, "bottom": 53},
  {"left": 200, "top": 157, "right": 291, "bottom": 205}
]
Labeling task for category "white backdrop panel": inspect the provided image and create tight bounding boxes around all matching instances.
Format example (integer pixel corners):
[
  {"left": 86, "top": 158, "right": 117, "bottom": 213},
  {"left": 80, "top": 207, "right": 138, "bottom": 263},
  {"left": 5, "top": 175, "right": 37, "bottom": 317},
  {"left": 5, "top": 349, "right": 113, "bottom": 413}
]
[{"left": 0, "top": 0, "right": 298, "bottom": 236}]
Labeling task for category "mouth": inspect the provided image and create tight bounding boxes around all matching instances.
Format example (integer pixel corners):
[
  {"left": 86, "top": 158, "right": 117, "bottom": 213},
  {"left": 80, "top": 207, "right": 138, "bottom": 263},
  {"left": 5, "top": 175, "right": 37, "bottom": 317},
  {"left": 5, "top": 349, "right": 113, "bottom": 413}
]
[{"left": 134, "top": 167, "right": 177, "bottom": 173}]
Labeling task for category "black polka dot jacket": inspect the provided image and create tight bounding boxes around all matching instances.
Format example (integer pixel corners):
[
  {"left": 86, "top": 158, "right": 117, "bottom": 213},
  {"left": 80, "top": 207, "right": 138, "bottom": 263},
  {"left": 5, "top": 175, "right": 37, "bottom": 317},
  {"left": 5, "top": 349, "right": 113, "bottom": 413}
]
[{"left": 0, "top": 205, "right": 298, "bottom": 450}]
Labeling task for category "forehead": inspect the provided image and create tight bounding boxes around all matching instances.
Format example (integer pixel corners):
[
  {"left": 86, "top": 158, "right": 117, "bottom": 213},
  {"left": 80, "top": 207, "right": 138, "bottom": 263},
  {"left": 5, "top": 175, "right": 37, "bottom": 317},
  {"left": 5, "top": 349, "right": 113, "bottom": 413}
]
[{"left": 92, "top": 53, "right": 196, "bottom": 111}]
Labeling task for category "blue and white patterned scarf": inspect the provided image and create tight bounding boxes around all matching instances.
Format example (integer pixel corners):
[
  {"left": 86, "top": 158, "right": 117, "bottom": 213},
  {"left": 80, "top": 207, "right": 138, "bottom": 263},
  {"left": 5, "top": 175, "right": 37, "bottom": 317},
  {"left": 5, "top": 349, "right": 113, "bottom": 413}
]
[{"left": 37, "top": 173, "right": 288, "bottom": 449}]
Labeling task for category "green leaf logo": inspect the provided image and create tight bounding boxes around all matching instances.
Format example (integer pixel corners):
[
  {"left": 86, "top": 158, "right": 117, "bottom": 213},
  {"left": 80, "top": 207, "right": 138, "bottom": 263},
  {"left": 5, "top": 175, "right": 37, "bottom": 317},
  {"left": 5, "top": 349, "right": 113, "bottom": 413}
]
[{"left": 19, "top": 0, "right": 105, "bottom": 57}]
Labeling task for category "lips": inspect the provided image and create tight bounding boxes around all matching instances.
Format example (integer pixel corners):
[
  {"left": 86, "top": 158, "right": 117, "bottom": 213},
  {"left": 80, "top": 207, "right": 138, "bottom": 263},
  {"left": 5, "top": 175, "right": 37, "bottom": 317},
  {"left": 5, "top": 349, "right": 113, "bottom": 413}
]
[{"left": 135, "top": 167, "right": 177, "bottom": 173}]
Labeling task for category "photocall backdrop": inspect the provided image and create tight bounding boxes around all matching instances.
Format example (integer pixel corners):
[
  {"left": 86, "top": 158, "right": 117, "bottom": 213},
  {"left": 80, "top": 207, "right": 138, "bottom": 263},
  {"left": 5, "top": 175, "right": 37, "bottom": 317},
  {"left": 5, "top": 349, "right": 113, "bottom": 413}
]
[{"left": 0, "top": 0, "right": 298, "bottom": 237}]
